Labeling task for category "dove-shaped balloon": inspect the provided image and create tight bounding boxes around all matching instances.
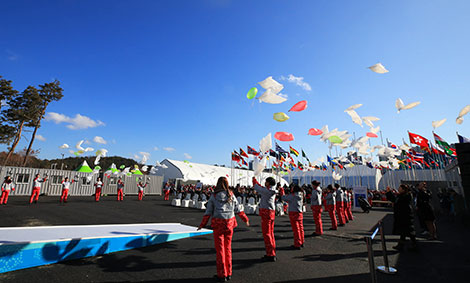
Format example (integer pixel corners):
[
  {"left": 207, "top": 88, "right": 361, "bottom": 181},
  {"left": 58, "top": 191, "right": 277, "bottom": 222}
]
[
  {"left": 273, "top": 112, "right": 290, "bottom": 122},
  {"left": 332, "top": 171, "right": 342, "bottom": 181},
  {"left": 289, "top": 100, "right": 307, "bottom": 112},
  {"left": 258, "top": 89, "right": 287, "bottom": 104},
  {"left": 76, "top": 140, "right": 85, "bottom": 151},
  {"left": 259, "top": 133, "right": 272, "bottom": 153},
  {"left": 258, "top": 76, "right": 284, "bottom": 94},
  {"left": 432, "top": 118, "right": 447, "bottom": 129},
  {"left": 368, "top": 63, "right": 389, "bottom": 74},
  {"left": 59, "top": 144, "right": 69, "bottom": 149},
  {"left": 362, "top": 116, "right": 380, "bottom": 128},
  {"left": 345, "top": 110, "right": 363, "bottom": 127},
  {"left": 345, "top": 104, "right": 363, "bottom": 111},
  {"left": 370, "top": 126, "right": 380, "bottom": 134},
  {"left": 456, "top": 105, "right": 470, "bottom": 124},
  {"left": 84, "top": 147, "right": 94, "bottom": 152},
  {"left": 396, "top": 98, "right": 421, "bottom": 113}
]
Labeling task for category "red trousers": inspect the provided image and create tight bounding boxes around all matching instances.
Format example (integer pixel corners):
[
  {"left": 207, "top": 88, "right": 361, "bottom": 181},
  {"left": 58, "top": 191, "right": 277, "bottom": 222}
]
[
  {"left": 283, "top": 203, "right": 288, "bottom": 213},
  {"left": 326, "top": 204, "right": 338, "bottom": 229},
  {"left": 60, "top": 189, "right": 69, "bottom": 202},
  {"left": 345, "top": 202, "right": 354, "bottom": 220},
  {"left": 259, "top": 208, "right": 276, "bottom": 256},
  {"left": 212, "top": 219, "right": 235, "bottom": 278},
  {"left": 0, "top": 190, "right": 10, "bottom": 204},
  {"left": 138, "top": 190, "right": 143, "bottom": 201},
  {"left": 336, "top": 202, "right": 346, "bottom": 225},
  {"left": 311, "top": 205, "right": 323, "bottom": 235},
  {"left": 289, "top": 211, "right": 304, "bottom": 247},
  {"left": 117, "top": 189, "right": 123, "bottom": 201},
  {"left": 30, "top": 188, "right": 40, "bottom": 203},
  {"left": 164, "top": 190, "right": 170, "bottom": 200},
  {"left": 95, "top": 187, "right": 102, "bottom": 201}
]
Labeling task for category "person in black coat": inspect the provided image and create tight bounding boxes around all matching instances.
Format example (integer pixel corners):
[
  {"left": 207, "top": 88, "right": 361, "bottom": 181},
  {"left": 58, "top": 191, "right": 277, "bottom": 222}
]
[
  {"left": 393, "top": 184, "right": 417, "bottom": 251},
  {"left": 416, "top": 182, "right": 437, "bottom": 240}
]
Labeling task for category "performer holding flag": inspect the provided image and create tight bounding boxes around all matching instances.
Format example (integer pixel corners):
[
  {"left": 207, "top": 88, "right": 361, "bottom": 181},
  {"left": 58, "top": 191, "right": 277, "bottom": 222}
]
[
  {"left": 253, "top": 176, "right": 278, "bottom": 262},
  {"left": 1, "top": 176, "right": 15, "bottom": 205},
  {"left": 198, "top": 177, "right": 249, "bottom": 282},
  {"left": 30, "top": 173, "right": 47, "bottom": 204},
  {"left": 137, "top": 179, "right": 148, "bottom": 201},
  {"left": 60, "top": 177, "right": 74, "bottom": 203}
]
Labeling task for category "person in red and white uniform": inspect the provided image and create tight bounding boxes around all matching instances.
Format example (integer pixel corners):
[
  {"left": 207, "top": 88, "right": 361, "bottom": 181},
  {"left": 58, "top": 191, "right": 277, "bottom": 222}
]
[
  {"left": 30, "top": 174, "right": 47, "bottom": 204},
  {"left": 137, "top": 181, "right": 147, "bottom": 201},
  {"left": 198, "top": 176, "right": 249, "bottom": 282},
  {"left": 94, "top": 177, "right": 103, "bottom": 202},
  {"left": 116, "top": 177, "right": 124, "bottom": 201},
  {"left": 310, "top": 180, "right": 323, "bottom": 236},
  {"left": 325, "top": 185, "right": 337, "bottom": 230},
  {"left": 163, "top": 182, "right": 171, "bottom": 200},
  {"left": 253, "top": 176, "right": 278, "bottom": 262},
  {"left": 335, "top": 184, "right": 346, "bottom": 226},
  {"left": 1, "top": 176, "right": 15, "bottom": 205},
  {"left": 60, "top": 177, "right": 74, "bottom": 203},
  {"left": 281, "top": 184, "right": 305, "bottom": 249}
]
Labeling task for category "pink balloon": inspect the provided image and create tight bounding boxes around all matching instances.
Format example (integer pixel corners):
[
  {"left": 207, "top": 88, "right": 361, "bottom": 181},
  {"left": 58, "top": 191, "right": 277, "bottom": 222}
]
[
  {"left": 308, "top": 128, "right": 323, "bottom": 136},
  {"left": 274, "top": 131, "right": 294, "bottom": 141},
  {"left": 289, "top": 100, "right": 308, "bottom": 112},
  {"left": 366, "top": 132, "right": 378, "bottom": 138}
]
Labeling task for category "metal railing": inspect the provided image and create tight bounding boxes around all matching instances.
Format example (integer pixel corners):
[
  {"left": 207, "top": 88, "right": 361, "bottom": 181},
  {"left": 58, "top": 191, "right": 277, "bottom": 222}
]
[{"left": 365, "top": 220, "right": 397, "bottom": 283}]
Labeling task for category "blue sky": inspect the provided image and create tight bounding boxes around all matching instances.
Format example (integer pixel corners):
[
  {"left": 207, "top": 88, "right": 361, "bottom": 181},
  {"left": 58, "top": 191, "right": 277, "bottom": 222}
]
[{"left": 1, "top": 0, "right": 469, "bottom": 166}]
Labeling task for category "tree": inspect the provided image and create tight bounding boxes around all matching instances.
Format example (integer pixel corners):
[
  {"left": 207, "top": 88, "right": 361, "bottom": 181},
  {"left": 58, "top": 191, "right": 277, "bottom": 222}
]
[
  {"left": 0, "top": 76, "right": 19, "bottom": 145},
  {"left": 22, "top": 80, "right": 63, "bottom": 166},
  {"left": 1, "top": 86, "right": 42, "bottom": 166}
]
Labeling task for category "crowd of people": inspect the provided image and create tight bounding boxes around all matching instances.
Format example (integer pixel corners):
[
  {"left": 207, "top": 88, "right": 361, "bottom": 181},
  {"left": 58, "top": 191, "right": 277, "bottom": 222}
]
[{"left": 0, "top": 174, "right": 151, "bottom": 204}]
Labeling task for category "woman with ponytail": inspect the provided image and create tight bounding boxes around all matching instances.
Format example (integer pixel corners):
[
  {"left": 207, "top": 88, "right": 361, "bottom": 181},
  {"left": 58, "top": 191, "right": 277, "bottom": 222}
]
[{"left": 198, "top": 177, "right": 250, "bottom": 282}]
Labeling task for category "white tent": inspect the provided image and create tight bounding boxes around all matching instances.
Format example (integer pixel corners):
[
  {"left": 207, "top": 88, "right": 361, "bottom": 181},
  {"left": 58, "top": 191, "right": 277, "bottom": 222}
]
[{"left": 151, "top": 159, "right": 288, "bottom": 187}]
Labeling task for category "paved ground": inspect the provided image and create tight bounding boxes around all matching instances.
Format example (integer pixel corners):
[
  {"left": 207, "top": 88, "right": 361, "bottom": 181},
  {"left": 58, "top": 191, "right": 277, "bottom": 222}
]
[{"left": 0, "top": 195, "right": 469, "bottom": 282}]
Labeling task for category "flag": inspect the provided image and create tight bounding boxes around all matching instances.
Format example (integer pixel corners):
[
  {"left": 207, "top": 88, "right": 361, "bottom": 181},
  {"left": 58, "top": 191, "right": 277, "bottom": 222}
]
[
  {"left": 327, "top": 155, "right": 337, "bottom": 165},
  {"left": 430, "top": 142, "right": 445, "bottom": 155},
  {"left": 231, "top": 151, "right": 240, "bottom": 162},
  {"left": 269, "top": 149, "right": 279, "bottom": 159},
  {"left": 322, "top": 163, "right": 328, "bottom": 170},
  {"left": 241, "top": 158, "right": 248, "bottom": 166},
  {"left": 407, "top": 149, "right": 424, "bottom": 162},
  {"left": 275, "top": 142, "right": 288, "bottom": 154},
  {"left": 239, "top": 148, "right": 249, "bottom": 158},
  {"left": 301, "top": 149, "right": 310, "bottom": 161},
  {"left": 457, "top": 133, "right": 470, "bottom": 143},
  {"left": 297, "top": 161, "right": 304, "bottom": 170},
  {"left": 387, "top": 140, "right": 397, "bottom": 149},
  {"left": 434, "top": 133, "right": 456, "bottom": 156},
  {"left": 408, "top": 132, "right": 429, "bottom": 148},
  {"left": 247, "top": 146, "right": 259, "bottom": 156},
  {"left": 289, "top": 145, "right": 299, "bottom": 157}
]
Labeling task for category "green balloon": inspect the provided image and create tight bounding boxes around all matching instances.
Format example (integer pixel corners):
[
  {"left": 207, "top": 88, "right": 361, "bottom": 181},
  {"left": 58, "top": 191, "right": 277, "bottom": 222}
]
[
  {"left": 246, "top": 87, "right": 258, "bottom": 99},
  {"left": 328, "top": 135, "right": 343, "bottom": 144}
]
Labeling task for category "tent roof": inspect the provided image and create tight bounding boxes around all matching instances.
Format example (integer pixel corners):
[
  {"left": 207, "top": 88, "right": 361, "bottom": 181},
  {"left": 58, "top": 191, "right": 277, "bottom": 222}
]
[{"left": 76, "top": 160, "right": 93, "bottom": 173}]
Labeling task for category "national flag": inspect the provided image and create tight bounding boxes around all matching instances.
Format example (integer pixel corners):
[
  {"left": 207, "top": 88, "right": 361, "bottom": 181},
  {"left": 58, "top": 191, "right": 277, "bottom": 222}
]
[
  {"left": 297, "top": 161, "right": 304, "bottom": 170},
  {"left": 280, "top": 155, "right": 286, "bottom": 162},
  {"left": 247, "top": 146, "right": 259, "bottom": 156},
  {"left": 275, "top": 142, "right": 288, "bottom": 154},
  {"left": 407, "top": 149, "right": 424, "bottom": 162},
  {"left": 387, "top": 141, "right": 397, "bottom": 149},
  {"left": 430, "top": 142, "right": 445, "bottom": 155},
  {"left": 322, "top": 163, "right": 328, "bottom": 170},
  {"left": 269, "top": 149, "right": 279, "bottom": 159},
  {"left": 457, "top": 133, "right": 470, "bottom": 143},
  {"left": 231, "top": 151, "right": 240, "bottom": 162},
  {"left": 434, "top": 133, "right": 456, "bottom": 156},
  {"left": 241, "top": 158, "right": 248, "bottom": 166},
  {"left": 301, "top": 149, "right": 310, "bottom": 161},
  {"left": 327, "top": 155, "right": 337, "bottom": 165},
  {"left": 289, "top": 146, "right": 299, "bottom": 157},
  {"left": 408, "top": 132, "right": 429, "bottom": 148},
  {"left": 239, "top": 148, "right": 249, "bottom": 158}
]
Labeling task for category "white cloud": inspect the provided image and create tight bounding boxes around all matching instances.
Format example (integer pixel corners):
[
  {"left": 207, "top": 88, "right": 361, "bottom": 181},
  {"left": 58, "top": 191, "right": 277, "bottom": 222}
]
[
  {"left": 36, "top": 134, "right": 46, "bottom": 141},
  {"left": 183, "top": 153, "right": 192, "bottom": 159},
  {"left": 93, "top": 136, "right": 107, "bottom": 144},
  {"left": 6, "top": 50, "right": 19, "bottom": 61},
  {"left": 45, "top": 112, "right": 105, "bottom": 130},
  {"left": 153, "top": 147, "right": 159, "bottom": 151},
  {"left": 279, "top": 74, "right": 312, "bottom": 91},
  {"left": 163, "top": 147, "right": 176, "bottom": 152}
]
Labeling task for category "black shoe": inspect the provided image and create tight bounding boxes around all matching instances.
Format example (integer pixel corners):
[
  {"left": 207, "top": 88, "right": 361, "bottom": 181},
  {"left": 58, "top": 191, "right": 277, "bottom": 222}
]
[
  {"left": 262, "top": 255, "right": 277, "bottom": 262},
  {"left": 338, "top": 224, "right": 345, "bottom": 227},
  {"left": 329, "top": 227, "right": 337, "bottom": 230},
  {"left": 301, "top": 244, "right": 304, "bottom": 248},
  {"left": 312, "top": 232, "right": 322, "bottom": 236},
  {"left": 226, "top": 276, "right": 232, "bottom": 281},
  {"left": 213, "top": 275, "right": 227, "bottom": 282},
  {"left": 392, "top": 245, "right": 403, "bottom": 251},
  {"left": 34, "top": 200, "right": 37, "bottom": 204},
  {"left": 290, "top": 245, "right": 302, "bottom": 250}
]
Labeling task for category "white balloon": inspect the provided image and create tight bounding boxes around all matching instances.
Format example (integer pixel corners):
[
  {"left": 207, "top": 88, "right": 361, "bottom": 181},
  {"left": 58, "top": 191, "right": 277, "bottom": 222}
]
[
  {"left": 75, "top": 140, "right": 85, "bottom": 151},
  {"left": 253, "top": 156, "right": 266, "bottom": 176},
  {"left": 94, "top": 155, "right": 101, "bottom": 165},
  {"left": 59, "top": 144, "right": 69, "bottom": 149},
  {"left": 345, "top": 104, "right": 362, "bottom": 111},
  {"left": 370, "top": 126, "right": 380, "bottom": 134},
  {"left": 458, "top": 105, "right": 470, "bottom": 118},
  {"left": 84, "top": 147, "right": 94, "bottom": 152},
  {"left": 258, "top": 76, "right": 284, "bottom": 94},
  {"left": 368, "top": 63, "right": 389, "bottom": 74},
  {"left": 257, "top": 89, "right": 287, "bottom": 104},
  {"left": 345, "top": 110, "right": 363, "bottom": 127},
  {"left": 432, "top": 118, "right": 447, "bottom": 129},
  {"left": 259, "top": 133, "right": 272, "bottom": 153},
  {"left": 456, "top": 117, "right": 464, "bottom": 124},
  {"left": 362, "top": 116, "right": 380, "bottom": 128},
  {"left": 396, "top": 98, "right": 420, "bottom": 113}
]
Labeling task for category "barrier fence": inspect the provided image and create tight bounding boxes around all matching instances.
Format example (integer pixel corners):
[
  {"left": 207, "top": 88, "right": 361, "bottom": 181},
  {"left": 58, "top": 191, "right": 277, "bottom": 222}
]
[{"left": 365, "top": 220, "right": 397, "bottom": 283}]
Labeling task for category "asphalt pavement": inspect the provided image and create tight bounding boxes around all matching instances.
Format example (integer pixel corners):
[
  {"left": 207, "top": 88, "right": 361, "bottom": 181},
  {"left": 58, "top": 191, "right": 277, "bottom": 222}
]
[{"left": 0, "top": 195, "right": 468, "bottom": 282}]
